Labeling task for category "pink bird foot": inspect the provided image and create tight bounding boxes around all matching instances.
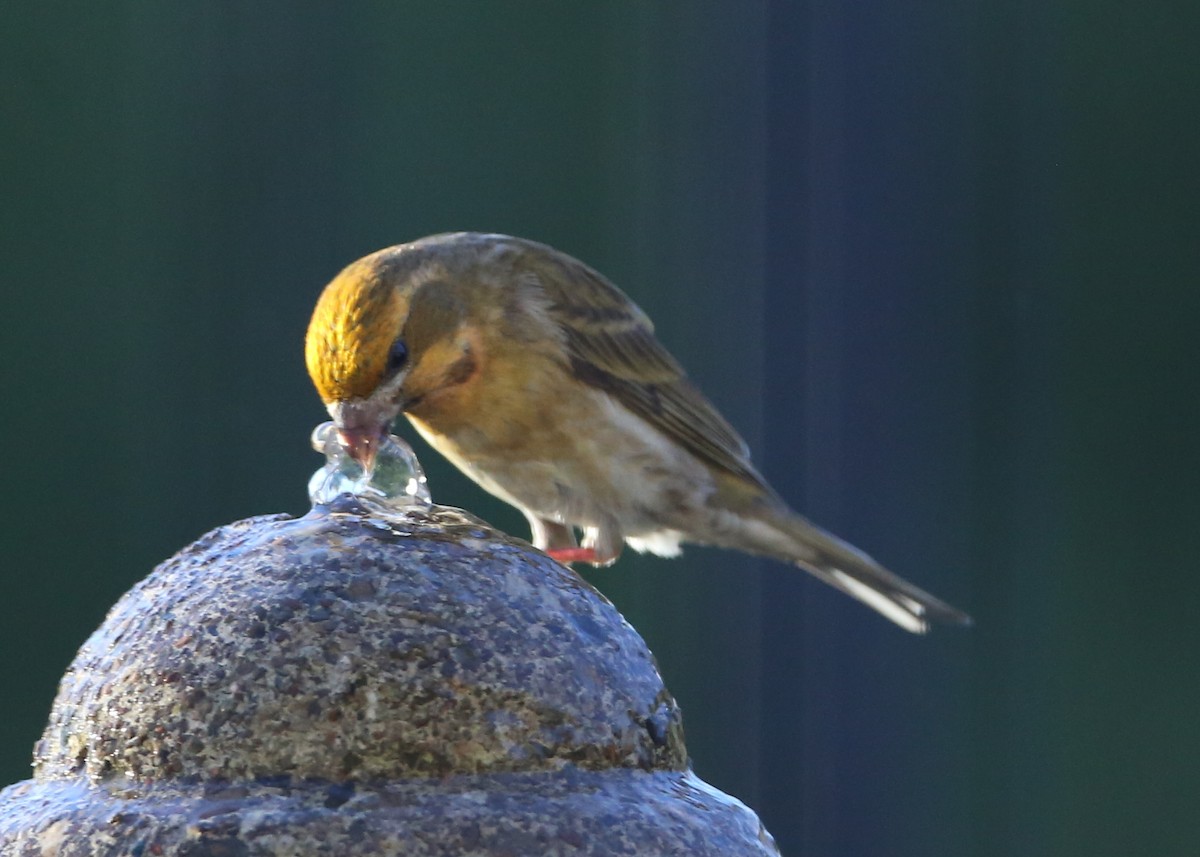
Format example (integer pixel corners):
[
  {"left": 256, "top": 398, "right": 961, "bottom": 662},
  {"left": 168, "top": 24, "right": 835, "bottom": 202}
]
[{"left": 546, "top": 547, "right": 601, "bottom": 565}]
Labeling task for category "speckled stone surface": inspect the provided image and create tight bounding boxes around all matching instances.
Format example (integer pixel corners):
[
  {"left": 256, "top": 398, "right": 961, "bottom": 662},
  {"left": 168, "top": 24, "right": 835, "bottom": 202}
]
[
  {"left": 0, "top": 770, "right": 778, "bottom": 856},
  {"left": 0, "top": 497, "right": 779, "bottom": 855}
]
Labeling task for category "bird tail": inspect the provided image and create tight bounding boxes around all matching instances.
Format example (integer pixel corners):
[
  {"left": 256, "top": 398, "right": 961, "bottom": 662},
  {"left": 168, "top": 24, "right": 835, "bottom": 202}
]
[{"left": 752, "top": 509, "right": 971, "bottom": 634}]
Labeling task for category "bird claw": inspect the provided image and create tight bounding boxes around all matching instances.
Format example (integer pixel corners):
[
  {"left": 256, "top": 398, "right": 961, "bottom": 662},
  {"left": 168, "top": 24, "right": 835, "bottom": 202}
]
[{"left": 546, "top": 547, "right": 602, "bottom": 565}]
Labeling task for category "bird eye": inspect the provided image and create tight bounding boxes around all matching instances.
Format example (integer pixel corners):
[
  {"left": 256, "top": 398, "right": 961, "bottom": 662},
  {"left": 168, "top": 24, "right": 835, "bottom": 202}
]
[{"left": 385, "top": 339, "right": 409, "bottom": 376}]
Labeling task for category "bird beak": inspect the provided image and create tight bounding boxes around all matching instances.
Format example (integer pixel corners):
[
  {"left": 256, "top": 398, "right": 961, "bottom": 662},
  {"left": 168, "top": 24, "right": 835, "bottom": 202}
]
[
  {"left": 336, "top": 426, "right": 383, "bottom": 472},
  {"left": 327, "top": 400, "right": 392, "bottom": 473}
]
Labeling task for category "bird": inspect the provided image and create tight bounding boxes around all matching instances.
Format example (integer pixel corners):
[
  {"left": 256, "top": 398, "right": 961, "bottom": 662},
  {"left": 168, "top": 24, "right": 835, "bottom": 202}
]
[{"left": 305, "top": 232, "right": 970, "bottom": 633}]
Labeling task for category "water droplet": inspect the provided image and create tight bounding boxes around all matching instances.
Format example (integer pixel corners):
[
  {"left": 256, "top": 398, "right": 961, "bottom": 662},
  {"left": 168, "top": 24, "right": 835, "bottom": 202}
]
[{"left": 308, "top": 421, "right": 432, "bottom": 513}]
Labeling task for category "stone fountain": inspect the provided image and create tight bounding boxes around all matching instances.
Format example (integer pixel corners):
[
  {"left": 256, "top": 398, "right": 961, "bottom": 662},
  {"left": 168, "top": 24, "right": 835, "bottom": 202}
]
[{"left": 0, "top": 425, "right": 779, "bottom": 855}]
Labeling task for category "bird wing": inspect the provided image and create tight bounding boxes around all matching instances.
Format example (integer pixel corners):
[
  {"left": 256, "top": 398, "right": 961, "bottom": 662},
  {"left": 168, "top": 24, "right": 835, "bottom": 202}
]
[{"left": 526, "top": 245, "right": 768, "bottom": 488}]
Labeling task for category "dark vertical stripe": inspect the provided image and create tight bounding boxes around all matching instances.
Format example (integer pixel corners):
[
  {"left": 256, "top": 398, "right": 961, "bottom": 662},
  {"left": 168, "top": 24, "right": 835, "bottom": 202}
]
[{"left": 762, "top": 1, "right": 822, "bottom": 851}]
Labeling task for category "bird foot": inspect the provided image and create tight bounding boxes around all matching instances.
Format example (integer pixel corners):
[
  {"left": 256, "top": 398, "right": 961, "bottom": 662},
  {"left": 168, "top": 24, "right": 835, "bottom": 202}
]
[{"left": 546, "top": 547, "right": 602, "bottom": 565}]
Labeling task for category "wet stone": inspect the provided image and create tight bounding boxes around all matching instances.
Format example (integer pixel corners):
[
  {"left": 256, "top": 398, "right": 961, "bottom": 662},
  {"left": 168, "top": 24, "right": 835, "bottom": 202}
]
[{"left": 0, "top": 496, "right": 779, "bottom": 855}]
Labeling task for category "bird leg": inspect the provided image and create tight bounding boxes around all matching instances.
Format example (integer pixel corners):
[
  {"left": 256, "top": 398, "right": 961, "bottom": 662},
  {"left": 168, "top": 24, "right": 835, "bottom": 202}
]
[
  {"left": 528, "top": 513, "right": 578, "bottom": 554},
  {"left": 568, "top": 526, "right": 622, "bottom": 568},
  {"left": 528, "top": 517, "right": 623, "bottom": 567}
]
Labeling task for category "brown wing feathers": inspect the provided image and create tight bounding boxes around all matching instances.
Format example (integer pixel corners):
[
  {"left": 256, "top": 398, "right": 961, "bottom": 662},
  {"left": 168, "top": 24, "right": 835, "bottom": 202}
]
[{"left": 529, "top": 246, "right": 764, "bottom": 487}]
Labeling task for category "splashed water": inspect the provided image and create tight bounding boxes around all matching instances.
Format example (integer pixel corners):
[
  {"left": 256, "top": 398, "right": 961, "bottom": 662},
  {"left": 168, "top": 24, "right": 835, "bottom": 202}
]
[{"left": 308, "top": 422, "right": 431, "bottom": 511}]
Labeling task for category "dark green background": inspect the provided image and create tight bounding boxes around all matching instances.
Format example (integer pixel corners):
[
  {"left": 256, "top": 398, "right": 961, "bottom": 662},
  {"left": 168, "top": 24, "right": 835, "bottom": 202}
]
[{"left": 2, "top": 3, "right": 1196, "bottom": 856}]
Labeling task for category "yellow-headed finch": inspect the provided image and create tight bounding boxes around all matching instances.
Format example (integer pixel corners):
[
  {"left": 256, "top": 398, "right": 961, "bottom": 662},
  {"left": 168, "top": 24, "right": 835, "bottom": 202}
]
[{"left": 305, "top": 232, "right": 969, "bottom": 633}]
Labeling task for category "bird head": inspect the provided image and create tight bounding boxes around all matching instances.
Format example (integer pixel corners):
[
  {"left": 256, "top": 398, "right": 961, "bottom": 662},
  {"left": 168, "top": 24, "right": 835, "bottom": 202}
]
[{"left": 305, "top": 245, "right": 484, "bottom": 470}]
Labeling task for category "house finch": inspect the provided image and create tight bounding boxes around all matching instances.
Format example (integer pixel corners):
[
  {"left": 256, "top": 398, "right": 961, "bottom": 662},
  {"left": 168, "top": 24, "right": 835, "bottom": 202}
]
[{"left": 305, "top": 233, "right": 969, "bottom": 633}]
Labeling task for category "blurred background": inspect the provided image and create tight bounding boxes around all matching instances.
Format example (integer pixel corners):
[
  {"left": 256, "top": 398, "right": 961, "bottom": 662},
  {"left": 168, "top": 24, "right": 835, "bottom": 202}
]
[{"left": 1, "top": 3, "right": 1196, "bottom": 855}]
